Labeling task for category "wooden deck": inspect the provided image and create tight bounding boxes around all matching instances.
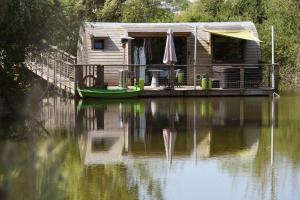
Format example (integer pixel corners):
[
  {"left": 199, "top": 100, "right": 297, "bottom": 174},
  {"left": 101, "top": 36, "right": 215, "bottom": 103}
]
[{"left": 112, "top": 86, "right": 274, "bottom": 97}]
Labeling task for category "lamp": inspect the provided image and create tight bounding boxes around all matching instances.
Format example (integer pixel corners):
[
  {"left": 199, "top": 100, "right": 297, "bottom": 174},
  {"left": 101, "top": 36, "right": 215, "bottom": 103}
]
[{"left": 121, "top": 36, "right": 134, "bottom": 69}]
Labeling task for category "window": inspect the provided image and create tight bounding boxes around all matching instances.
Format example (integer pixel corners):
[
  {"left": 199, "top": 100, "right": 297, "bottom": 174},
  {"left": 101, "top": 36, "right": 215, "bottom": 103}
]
[
  {"left": 212, "top": 35, "right": 244, "bottom": 63},
  {"left": 92, "top": 38, "right": 105, "bottom": 50}
]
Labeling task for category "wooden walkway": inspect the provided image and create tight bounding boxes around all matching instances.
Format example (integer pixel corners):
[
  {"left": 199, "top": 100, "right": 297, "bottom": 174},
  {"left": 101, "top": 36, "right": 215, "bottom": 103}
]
[{"left": 24, "top": 46, "right": 76, "bottom": 95}]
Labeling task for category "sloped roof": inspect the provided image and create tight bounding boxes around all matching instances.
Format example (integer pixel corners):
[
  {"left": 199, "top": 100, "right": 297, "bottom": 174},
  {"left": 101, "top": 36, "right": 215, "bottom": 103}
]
[{"left": 84, "top": 21, "right": 257, "bottom": 31}]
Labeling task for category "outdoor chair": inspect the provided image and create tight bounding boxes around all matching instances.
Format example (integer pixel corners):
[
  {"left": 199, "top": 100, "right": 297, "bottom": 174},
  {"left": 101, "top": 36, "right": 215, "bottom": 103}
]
[
  {"left": 159, "top": 69, "right": 184, "bottom": 88},
  {"left": 175, "top": 69, "right": 184, "bottom": 87}
]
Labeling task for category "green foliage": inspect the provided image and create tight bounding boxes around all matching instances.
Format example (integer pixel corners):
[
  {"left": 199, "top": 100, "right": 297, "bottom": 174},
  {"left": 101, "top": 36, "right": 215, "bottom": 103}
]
[
  {"left": 259, "top": 0, "right": 300, "bottom": 87},
  {"left": 97, "top": 0, "right": 124, "bottom": 22},
  {"left": 173, "top": 0, "right": 190, "bottom": 10},
  {"left": 121, "top": 0, "right": 173, "bottom": 22},
  {"left": 0, "top": 0, "right": 56, "bottom": 67},
  {"left": 47, "top": 0, "right": 85, "bottom": 55},
  {"left": 178, "top": 0, "right": 300, "bottom": 87},
  {"left": 0, "top": 0, "right": 58, "bottom": 105}
]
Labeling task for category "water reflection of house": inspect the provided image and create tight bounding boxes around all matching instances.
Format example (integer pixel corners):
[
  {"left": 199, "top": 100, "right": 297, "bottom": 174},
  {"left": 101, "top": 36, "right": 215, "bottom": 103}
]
[
  {"left": 194, "top": 129, "right": 259, "bottom": 159},
  {"left": 77, "top": 98, "right": 265, "bottom": 165},
  {"left": 80, "top": 130, "right": 125, "bottom": 165},
  {"left": 193, "top": 98, "right": 262, "bottom": 159}
]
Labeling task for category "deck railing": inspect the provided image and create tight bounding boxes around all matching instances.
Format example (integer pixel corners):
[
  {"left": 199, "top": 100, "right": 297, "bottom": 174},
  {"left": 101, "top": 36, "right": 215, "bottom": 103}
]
[
  {"left": 25, "top": 46, "right": 76, "bottom": 94},
  {"left": 75, "top": 63, "right": 279, "bottom": 92}
]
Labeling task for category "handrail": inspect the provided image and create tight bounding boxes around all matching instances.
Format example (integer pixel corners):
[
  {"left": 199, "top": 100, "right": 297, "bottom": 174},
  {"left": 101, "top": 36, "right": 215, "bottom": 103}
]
[
  {"left": 49, "top": 45, "right": 76, "bottom": 60},
  {"left": 25, "top": 46, "right": 76, "bottom": 95},
  {"left": 73, "top": 63, "right": 279, "bottom": 67}
]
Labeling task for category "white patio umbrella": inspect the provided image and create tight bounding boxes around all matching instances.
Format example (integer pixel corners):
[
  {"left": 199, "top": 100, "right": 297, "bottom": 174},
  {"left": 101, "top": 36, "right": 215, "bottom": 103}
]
[
  {"left": 163, "top": 28, "right": 177, "bottom": 65},
  {"left": 163, "top": 28, "right": 177, "bottom": 89}
]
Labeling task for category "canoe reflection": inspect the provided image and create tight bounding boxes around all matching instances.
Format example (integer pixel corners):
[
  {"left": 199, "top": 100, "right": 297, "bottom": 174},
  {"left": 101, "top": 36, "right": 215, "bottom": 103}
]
[{"left": 76, "top": 98, "right": 263, "bottom": 165}]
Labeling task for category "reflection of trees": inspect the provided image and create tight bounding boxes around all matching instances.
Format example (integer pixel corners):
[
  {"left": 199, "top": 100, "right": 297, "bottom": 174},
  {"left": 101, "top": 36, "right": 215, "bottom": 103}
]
[
  {"left": 0, "top": 127, "right": 164, "bottom": 200},
  {"left": 128, "top": 163, "right": 164, "bottom": 200},
  {"left": 218, "top": 126, "right": 271, "bottom": 200},
  {"left": 218, "top": 94, "right": 300, "bottom": 199},
  {"left": 1, "top": 131, "right": 135, "bottom": 200},
  {"left": 275, "top": 94, "right": 300, "bottom": 166},
  {"left": 210, "top": 98, "right": 270, "bottom": 199}
]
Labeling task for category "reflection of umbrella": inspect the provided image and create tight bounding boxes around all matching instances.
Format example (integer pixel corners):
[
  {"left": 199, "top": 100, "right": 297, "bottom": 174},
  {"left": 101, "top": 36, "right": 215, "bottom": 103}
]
[
  {"left": 163, "top": 129, "right": 177, "bottom": 163},
  {"left": 150, "top": 101, "right": 157, "bottom": 117},
  {"left": 163, "top": 28, "right": 177, "bottom": 65}
]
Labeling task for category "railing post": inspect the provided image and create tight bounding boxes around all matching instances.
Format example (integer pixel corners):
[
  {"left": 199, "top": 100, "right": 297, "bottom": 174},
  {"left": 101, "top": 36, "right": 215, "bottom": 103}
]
[
  {"left": 240, "top": 65, "right": 245, "bottom": 93},
  {"left": 59, "top": 58, "right": 62, "bottom": 93},
  {"left": 47, "top": 54, "right": 49, "bottom": 83},
  {"left": 64, "top": 62, "right": 67, "bottom": 93},
  {"left": 136, "top": 65, "right": 140, "bottom": 86},
  {"left": 75, "top": 65, "right": 83, "bottom": 90},
  {"left": 96, "top": 65, "right": 104, "bottom": 88},
  {"left": 40, "top": 53, "right": 43, "bottom": 78},
  {"left": 274, "top": 65, "right": 279, "bottom": 92},
  {"left": 70, "top": 65, "right": 73, "bottom": 94},
  {"left": 53, "top": 55, "right": 56, "bottom": 87}
]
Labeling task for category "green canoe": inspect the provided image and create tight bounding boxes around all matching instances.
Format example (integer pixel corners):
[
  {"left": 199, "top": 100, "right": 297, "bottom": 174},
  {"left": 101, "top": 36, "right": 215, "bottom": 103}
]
[{"left": 77, "top": 87, "right": 141, "bottom": 99}]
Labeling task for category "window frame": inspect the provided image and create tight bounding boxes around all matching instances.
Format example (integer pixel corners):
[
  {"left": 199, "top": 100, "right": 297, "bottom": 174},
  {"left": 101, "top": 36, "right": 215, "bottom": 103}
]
[
  {"left": 211, "top": 34, "right": 245, "bottom": 64},
  {"left": 92, "top": 37, "right": 105, "bottom": 50}
]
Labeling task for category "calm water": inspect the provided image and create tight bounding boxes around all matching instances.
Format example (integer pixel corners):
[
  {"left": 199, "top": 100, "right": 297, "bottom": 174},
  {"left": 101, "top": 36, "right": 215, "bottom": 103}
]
[{"left": 0, "top": 92, "right": 300, "bottom": 200}]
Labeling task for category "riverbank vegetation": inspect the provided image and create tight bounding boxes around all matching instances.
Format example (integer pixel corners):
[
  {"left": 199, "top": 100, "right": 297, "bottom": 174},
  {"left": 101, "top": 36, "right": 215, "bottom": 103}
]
[{"left": 177, "top": 0, "right": 300, "bottom": 88}]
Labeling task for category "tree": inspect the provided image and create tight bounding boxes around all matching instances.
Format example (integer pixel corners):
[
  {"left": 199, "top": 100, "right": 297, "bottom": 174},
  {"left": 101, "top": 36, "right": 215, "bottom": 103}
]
[
  {"left": 121, "top": 0, "right": 173, "bottom": 22},
  {"left": 0, "top": 0, "right": 62, "bottom": 111},
  {"left": 97, "top": 0, "right": 124, "bottom": 22},
  {"left": 177, "top": 0, "right": 300, "bottom": 88}
]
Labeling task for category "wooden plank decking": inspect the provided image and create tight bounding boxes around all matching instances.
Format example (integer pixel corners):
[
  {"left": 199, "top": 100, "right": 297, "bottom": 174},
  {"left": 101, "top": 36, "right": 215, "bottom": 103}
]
[
  {"left": 109, "top": 86, "right": 274, "bottom": 97},
  {"left": 25, "top": 61, "right": 75, "bottom": 94}
]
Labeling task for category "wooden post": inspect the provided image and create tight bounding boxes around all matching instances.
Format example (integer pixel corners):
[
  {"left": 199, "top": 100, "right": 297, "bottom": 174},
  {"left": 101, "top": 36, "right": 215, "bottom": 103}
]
[
  {"left": 75, "top": 65, "right": 83, "bottom": 91},
  {"left": 70, "top": 65, "right": 73, "bottom": 94},
  {"left": 59, "top": 59, "right": 62, "bottom": 93},
  {"left": 64, "top": 62, "right": 69, "bottom": 93},
  {"left": 136, "top": 65, "right": 140, "bottom": 86},
  {"left": 274, "top": 65, "right": 279, "bottom": 92},
  {"left": 47, "top": 54, "right": 49, "bottom": 83},
  {"left": 96, "top": 65, "right": 104, "bottom": 88},
  {"left": 240, "top": 66, "right": 245, "bottom": 94},
  {"left": 41, "top": 53, "right": 43, "bottom": 78},
  {"left": 54, "top": 56, "right": 56, "bottom": 87}
]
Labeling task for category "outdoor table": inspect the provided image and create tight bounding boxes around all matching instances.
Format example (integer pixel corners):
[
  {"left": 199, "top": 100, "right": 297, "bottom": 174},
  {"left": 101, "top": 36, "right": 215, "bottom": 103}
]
[{"left": 148, "top": 69, "right": 163, "bottom": 87}]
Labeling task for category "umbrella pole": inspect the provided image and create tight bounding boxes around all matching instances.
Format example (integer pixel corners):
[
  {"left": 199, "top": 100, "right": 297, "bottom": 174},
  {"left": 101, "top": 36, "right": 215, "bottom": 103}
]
[{"left": 170, "top": 64, "right": 175, "bottom": 89}]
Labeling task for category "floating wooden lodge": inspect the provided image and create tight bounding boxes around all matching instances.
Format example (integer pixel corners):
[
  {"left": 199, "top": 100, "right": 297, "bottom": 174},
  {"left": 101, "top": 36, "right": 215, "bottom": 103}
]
[
  {"left": 75, "top": 21, "right": 278, "bottom": 97},
  {"left": 77, "top": 22, "right": 258, "bottom": 82}
]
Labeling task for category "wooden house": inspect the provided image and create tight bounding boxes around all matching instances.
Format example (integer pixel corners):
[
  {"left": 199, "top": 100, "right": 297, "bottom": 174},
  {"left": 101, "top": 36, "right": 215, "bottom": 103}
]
[{"left": 77, "top": 22, "right": 261, "bottom": 86}]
